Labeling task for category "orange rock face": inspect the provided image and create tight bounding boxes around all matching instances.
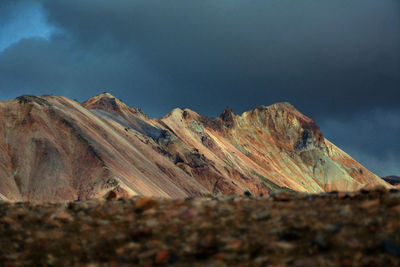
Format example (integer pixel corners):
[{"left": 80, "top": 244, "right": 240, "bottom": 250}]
[{"left": 0, "top": 93, "right": 390, "bottom": 202}]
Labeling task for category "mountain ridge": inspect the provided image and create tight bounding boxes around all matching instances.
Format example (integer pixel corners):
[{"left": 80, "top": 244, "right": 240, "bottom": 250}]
[{"left": 0, "top": 93, "right": 390, "bottom": 202}]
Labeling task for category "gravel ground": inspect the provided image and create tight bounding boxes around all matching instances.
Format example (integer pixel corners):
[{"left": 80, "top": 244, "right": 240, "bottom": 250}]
[{"left": 1, "top": 188, "right": 400, "bottom": 266}]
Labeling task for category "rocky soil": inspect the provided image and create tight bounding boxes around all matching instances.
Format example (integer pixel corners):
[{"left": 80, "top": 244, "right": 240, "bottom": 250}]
[{"left": 1, "top": 188, "right": 400, "bottom": 266}]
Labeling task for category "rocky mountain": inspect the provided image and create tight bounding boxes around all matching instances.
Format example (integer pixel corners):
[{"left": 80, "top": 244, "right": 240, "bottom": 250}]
[
  {"left": 0, "top": 93, "right": 390, "bottom": 202},
  {"left": 382, "top": 176, "right": 400, "bottom": 186}
]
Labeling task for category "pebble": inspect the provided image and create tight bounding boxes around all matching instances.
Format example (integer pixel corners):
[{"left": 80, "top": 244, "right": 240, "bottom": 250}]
[
  {"left": 361, "top": 199, "right": 380, "bottom": 209},
  {"left": 321, "top": 223, "right": 342, "bottom": 234},
  {"left": 134, "top": 197, "right": 158, "bottom": 212},
  {"left": 273, "top": 192, "right": 291, "bottom": 201},
  {"left": 137, "top": 249, "right": 158, "bottom": 260},
  {"left": 339, "top": 205, "right": 352, "bottom": 217},
  {"left": 382, "top": 239, "right": 400, "bottom": 256},
  {"left": 224, "top": 239, "right": 242, "bottom": 251},
  {"left": 179, "top": 208, "right": 198, "bottom": 219},
  {"left": 275, "top": 241, "right": 295, "bottom": 251},
  {"left": 391, "top": 205, "right": 400, "bottom": 214},
  {"left": 255, "top": 211, "right": 270, "bottom": 221},
  {"left": 337, "top": 192, "right": 348, "bottom": 199},
  {"left": 313, "top": 234, "right": 329, "bottom": 249},
  {"left": 154, "top": 249, "right": 170, "bottom": 264},
  {"left": 0, "top": 217, "right": 14, "bottom": 225},
  {"left": 52, "top": 211, "right": 73, "bottom": 221}
]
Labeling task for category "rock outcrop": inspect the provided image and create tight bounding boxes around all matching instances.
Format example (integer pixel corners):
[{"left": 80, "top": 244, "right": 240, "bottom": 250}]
[{"left": 0, "top": 93, "right": 390, "bottom": 202}]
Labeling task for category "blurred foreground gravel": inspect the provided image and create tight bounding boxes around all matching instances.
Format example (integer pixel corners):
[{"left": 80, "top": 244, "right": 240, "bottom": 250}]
[{"left": 1, "top": 188, "right": 400, "bottom": 266}]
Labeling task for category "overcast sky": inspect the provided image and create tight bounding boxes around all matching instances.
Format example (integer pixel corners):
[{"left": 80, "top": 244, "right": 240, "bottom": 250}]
[{"left": 0, "top": 0, "right": 399, "bottom": 176}]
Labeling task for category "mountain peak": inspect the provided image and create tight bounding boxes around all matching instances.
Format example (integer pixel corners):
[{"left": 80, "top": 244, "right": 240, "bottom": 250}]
[
  {"left": 15, "top": 95, "right": 51, "bottom": 106},
  {"left": 271, "top": 101, "right": 294, "bottom": 108},
  {"left": 219, "top": 107, "right": 235, "bottom": 128},
  {"left": 256, "top": 102, "right": 296, "bottom": 112},
  {"left": 83, "top": 92, "right": 128, "bottom": 113},
  {"left": 98, "top": 92, "right": 115, "bottom": 98},
  {"left": 85, "top": 92, "right": 121, "bottom": 103}
]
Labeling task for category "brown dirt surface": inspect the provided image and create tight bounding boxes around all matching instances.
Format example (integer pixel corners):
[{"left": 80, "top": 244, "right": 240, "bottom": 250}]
[{"left": 1, "top": 188, "right": 400, "bottom": 266}]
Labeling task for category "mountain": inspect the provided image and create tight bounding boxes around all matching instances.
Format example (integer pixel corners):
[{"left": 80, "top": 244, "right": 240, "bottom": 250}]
[
  {"left": 382, "top": 176, "right": 400, "bottom": 186},
  {"left": 0, "top": 93, "right": 390, "bottom": 202}
]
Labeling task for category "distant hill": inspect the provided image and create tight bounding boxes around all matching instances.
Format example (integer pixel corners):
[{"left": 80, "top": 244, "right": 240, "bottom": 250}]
[{"left": 382, "top": 176, "right": 400, "bottom": 186}]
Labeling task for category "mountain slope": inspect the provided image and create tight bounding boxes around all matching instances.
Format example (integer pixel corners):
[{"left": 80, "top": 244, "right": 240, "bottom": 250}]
[
  {"left": 0, "top": 93, "right": 390, "bottom": 202},
  {"left": 156, "top": 102, "right": 388, "bottom": 194}
]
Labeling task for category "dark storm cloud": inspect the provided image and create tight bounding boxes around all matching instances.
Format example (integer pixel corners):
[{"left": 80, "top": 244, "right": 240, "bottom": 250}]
[
  {"left": 0, "top": 36, "right": 167, "bottom": 109},
  {"left": 1, "top": 0, "right": 399, "bottom": 116},
  {"left": 0, "top": 0, "right": 399, "bottom": 175},
  {"left": 39, "top": 0, "right": 400, "bottom": 117}
]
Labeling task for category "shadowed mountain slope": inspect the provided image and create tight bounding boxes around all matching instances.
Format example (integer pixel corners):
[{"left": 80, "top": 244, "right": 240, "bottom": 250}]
[{"left": 0, "top": 93, "right": 390, "bottom": 202}]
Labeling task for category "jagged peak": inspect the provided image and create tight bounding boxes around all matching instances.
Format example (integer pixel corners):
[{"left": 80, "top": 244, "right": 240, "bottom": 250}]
[
  {"left": 97, "top": 92, "right": 115, "bottom": 98},
  {"left": 84, "top": 92, "right": 122, "bottom": 104},
  {"left": 219, "top": 106, "right": 234, "bottom": 117},
  {"left": 162, "top": 107, "right": 183, "bottom": 120},
  {"left": 15, "top": 95, "right": 51, "bottom": 106},
  {"left": 256, "top": 102, "right": 296, "bottom": 112},
  {"left": 82, "top": 92, "right": 129, "bottom": 112},
  {"left": 182, "top": 108, "right": 201, "bottom": 120},
  {"left": 162, "top": 107, "right": 201, "bottom": 121},
  {"left": 237, "top": 102, "right": 301, "bottom": 119},
  {"left": 83, "top": 93, "right": 150, "bottom": 119},
  {"left": 163, "top": 103, "right": 301, "bottom": 130},
  {"left": 219, "top": 107, "right": 235, "bottom": 128}
]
